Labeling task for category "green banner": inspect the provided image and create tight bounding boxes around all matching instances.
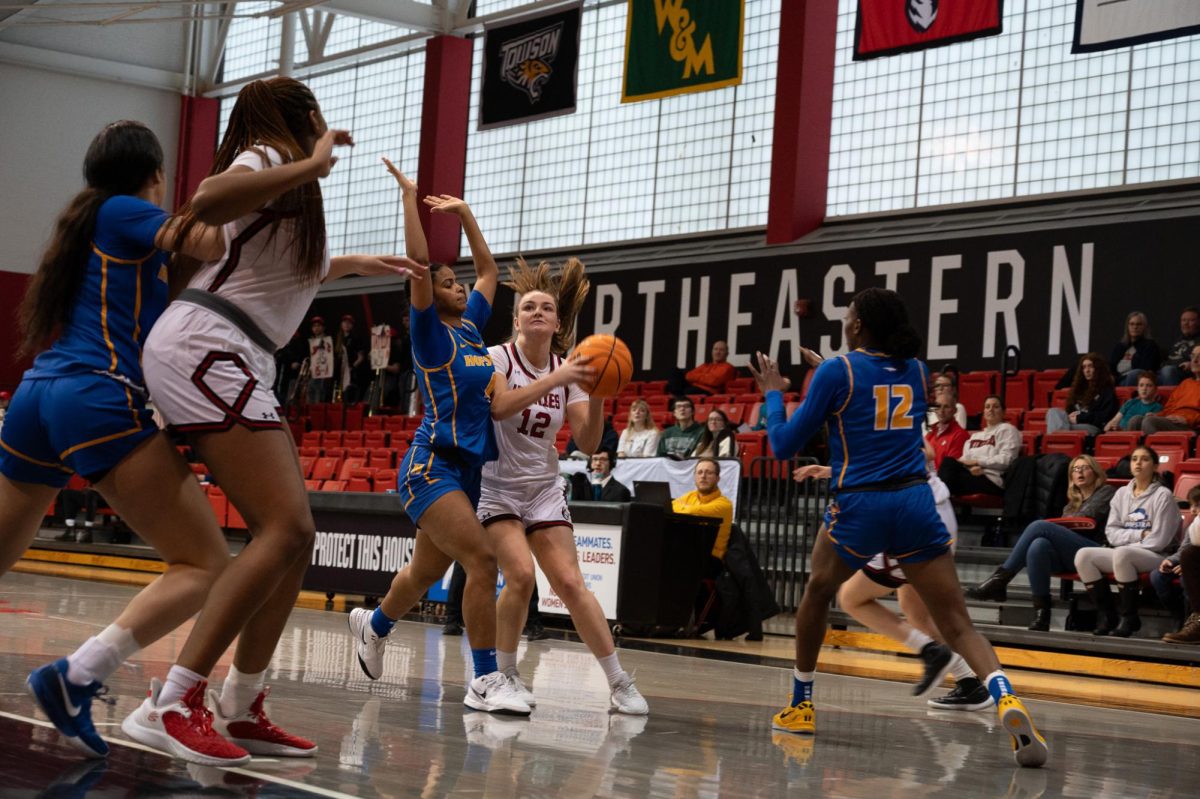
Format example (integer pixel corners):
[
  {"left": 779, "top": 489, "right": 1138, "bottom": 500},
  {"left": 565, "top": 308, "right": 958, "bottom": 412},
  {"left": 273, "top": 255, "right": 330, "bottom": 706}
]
[{"left": 622, "top": 0, "right": 744, "bottom": 103}]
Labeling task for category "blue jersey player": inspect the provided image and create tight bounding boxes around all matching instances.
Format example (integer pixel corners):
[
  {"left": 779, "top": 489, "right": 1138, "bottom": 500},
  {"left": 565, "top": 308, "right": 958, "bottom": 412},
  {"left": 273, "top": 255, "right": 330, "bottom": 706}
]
[
  {"left": 1, "top": 121, "right": 231, "bottom": 759},
  {"left": 348, "top": 169, "right": 591, "bottom": 715},
  {"left": 750, "top": 287, "right": 1048, "bottom": 768}
]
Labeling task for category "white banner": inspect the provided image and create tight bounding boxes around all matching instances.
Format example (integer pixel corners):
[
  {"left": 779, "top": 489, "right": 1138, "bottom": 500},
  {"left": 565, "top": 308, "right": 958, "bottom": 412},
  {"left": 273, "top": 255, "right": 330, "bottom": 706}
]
[
  {"left": 536, "top": 522, "right": 622, "bottom": 619},
  {"left": 1074, "top": 0, "right": 1200, "bottom": 52}
]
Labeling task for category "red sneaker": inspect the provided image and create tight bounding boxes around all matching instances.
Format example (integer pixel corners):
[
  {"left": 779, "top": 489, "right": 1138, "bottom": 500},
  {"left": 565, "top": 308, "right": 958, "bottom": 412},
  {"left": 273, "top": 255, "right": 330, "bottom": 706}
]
[
  {"left": 210, "top": 687, "right": 317, "bottom": 757},
  {"left": 121, "top": 679, "right": 251, "bottom": 767}
]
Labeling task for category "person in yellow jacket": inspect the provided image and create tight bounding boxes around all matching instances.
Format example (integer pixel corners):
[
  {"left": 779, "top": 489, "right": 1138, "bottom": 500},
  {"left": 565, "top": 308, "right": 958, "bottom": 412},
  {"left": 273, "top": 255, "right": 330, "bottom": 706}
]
[{"left": 672, "top": 458, "right": 734, "bottom": 564}]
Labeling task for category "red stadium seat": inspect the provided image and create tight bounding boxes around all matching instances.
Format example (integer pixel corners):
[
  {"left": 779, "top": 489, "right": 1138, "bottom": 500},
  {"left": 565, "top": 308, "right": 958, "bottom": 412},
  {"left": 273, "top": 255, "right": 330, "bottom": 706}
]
[
  {"left": 1115, "top": 386, "right": 1136, "bottom": 402},
  {"left": 734, "top": 392, "right": 762, "bottom": 405},
  {"left": 645, "top": 395, "right": 669, "bottom": 412},
  {"left": 346, "top": 477, "right": 372, "bottom": 493},
  {"left": 304, "top": 479, "right": 322, "bottom": 491},
  {"left": 364, "top": 430, "right": 389, "bottom": 448},
  {"left": 1146, "top": 431, "right": 1196, "bottom": 450},
  {"left": 1003, "top": 409, "right": 1024, "bottom": 428},
  {"left": 1095, "top": 432, "right": 1140, "bottom": 459},
  {"left": 324, "top": 446, "right": 348, "bottom": 460},
  {"left": 338, "top": 458, "right": 366, "bottom": 481},
  {"left": 204, "top": 485, "right": 228, "bottom": 527},
  {"left": 368, "top": 448, "right": 394, "bottom": 469},
  {"left": 958, "top": 372, "right": 996, "bottom": 416},
  {"left": 362, "top": 416, "right": 384, "bottom": 432},
  {"left": 373, "top": 469, "right": 398, "bottom": 493},
  {"left": 726, "top": 377, "right": 754, "bottom": 395},
  {"left": 707, "top": 394, "right": 732, "bottom": 405},
  {"left": 1042, "top": 431, "right": 1087, "bottom": 458},
  {"left": 720, "top": 403, "right": 746, "bottom": 426},
  {"left": 346, "top": 447, "right": 368, "bottom": 459},
  {"left": 298, "top": 446, "right": 321, "bottom": 458},
  {"left": 301, "top": 431, "right": 322, "bottom": 448},
  {"left": 311, "top": 457, "right": 341, "bottom": 482},
  {"left": 298, "top": 456, "right": 316, "bottom": 479},
  {"left": 642, "top": 380, "right": 668, "bottom": 395},
  {"left": 1003, "top": 370, "right": 1035, "bottom": 411},
  {"left": 321, "top": 480, "right": 347, "bottom": 492},
  {"left": 1050, "top": 388, "right": 1069, "bottom": 408},
  {"left": 343, "top": 404, "right": 364, "bottom": 430},
  {"left": 1175, "top": 469, "right": 1200, "bottom": 503},
  {"left": 226, "top": 500, "right": 247, "bottom": 530},
  {"left": 1033, "top": 370, "right": 1067, "bottom": 407},
  {"left": 1024, "top": 409, "right": 1049, "bottom": 434},
  {"left": 343, "top": 431, "right": 365, "bottom": 449},
  {"left": 401, "top": 415, "right": 423, "bottom": 431},
  {"left": 321, "top": 431, "right": 344, "bottom": 448},
  {"left": 1019, "top": 431, "right": 1040, "bottom": 456}
]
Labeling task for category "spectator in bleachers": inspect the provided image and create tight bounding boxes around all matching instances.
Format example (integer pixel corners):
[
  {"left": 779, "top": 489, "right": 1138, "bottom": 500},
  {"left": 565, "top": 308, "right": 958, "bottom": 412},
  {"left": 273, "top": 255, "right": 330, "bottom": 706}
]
[
  {"left": 671, "top": 458, "right": 733, "bottom": 569},
  {"left": 55, "top": 485, "right": 102, "bottom": 543},
  {"left": 275, "top": 330, "right": 308, "bottom": 405},
  {"left": 925, "top": 373, "right": 967, "bottom": 429},
  {"left": 925, "top": 397, "right": 970, "bottom": 469},
  {"left": 937, "top": 395, "right": 1020, "bottom": 497},
  {"left": 617, "top": 399, "right": 660, "bottom": 458},
  {"left": 1044, "top": 353, "right": 1116, "bottom": 436},
  {"left": 692, "top": 409, "right": 739, "bottom": 459},
  {"left": 1159, "top": 486, "right": 1200, "bottom": 644},
  {"left": 570, "top": 450, "right": 631, "bottom": 502},
  {"left": 1157, "top": 306, "right": 1199, "bottom": 387},
  {"left": 383, "top": 313, "right": 415, "bottom": 412},
  {"left": 306, "top": 315, "right": 332, "bottom": 403},
  {"left": 966, "top": 455, "right": 1114, "bottom": 631},
  {"left": 1109, "top": 311, "right": 1162, "bottom": 387},
  {"left": 1103, "top": 371, "right": 1162, "bottom": 432},
  {"left": 1074, "top": 445, "right": 1182, "bottom": 637},
  {"left": 657, "top": 397, "right": 705, "bottom": 459},
  {"left": 1138, "top": 344, "right": 1200, "bottom": 434},
  {"left": 567, "top": 416, "right": 618, "bottom": 461},
  {"left": 667, "top": 340, "right": 737, "bottom": 398},
  {"left": 335, "top": 314, "right": 368, "bottom": 403}
]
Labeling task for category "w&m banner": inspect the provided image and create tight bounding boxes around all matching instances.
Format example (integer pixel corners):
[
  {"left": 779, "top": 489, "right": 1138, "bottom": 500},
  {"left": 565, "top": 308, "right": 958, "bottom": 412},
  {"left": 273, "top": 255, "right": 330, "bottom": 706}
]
[
  {"left": 622, "top": 0, "right": 744, "bottom": 103},
  {"left": 479, "top": 3, "right": 581, "bottom": 130},
  {"left": 1073, "top": 0, "right": 1200, "bottom": 53},
  {"left": 855, "top": 0, "right": 1003, "bottom": 61}
]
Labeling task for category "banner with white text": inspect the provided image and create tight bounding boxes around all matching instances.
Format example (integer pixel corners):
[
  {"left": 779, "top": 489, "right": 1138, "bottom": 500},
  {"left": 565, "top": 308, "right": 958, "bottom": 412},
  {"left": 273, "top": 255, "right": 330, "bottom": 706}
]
[{"left": 1073, "top": 0, "right": 1200, "bottom": 53}]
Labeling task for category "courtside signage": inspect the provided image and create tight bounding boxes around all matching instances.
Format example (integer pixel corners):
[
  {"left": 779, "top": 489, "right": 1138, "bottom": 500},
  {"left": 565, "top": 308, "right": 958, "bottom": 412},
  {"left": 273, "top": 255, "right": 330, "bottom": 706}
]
[
  {"left": 854, "top": 0, "right": 1003, "bottom": 61},
  {"left": 622, "top": 0, "right": 744, "bottom": 103},
  {"left": 536, "top": 522, "right": 623, "bottom": 619},
  {"left": 1073, "top": 0, "right": 1200, "bottom": 53},
  {"left": 479, "top": 3, "right": 582, "bottom": 130}
]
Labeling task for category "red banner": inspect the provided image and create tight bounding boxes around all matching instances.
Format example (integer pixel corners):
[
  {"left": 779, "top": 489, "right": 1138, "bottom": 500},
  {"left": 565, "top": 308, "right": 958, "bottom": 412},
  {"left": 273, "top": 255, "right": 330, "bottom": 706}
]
[{"left": 854, "top": 0, "right": 1003, "bottom": 61}]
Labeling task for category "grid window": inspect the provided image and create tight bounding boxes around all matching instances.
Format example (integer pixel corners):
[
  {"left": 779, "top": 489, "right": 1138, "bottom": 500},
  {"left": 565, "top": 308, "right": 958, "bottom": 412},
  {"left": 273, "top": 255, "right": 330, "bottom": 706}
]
[
  {"left": 828, "top": 0, "right": 1200, "bottom": 216},
  {"left": 462, "top": 0, "right": 780, "bottom": 254}
]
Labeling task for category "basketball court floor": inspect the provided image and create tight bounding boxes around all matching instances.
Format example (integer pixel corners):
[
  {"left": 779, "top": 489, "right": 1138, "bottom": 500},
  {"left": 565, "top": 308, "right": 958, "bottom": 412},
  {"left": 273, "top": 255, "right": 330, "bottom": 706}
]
[{"left": 1, "top": 572, "right": 1197, "bottom": 797}]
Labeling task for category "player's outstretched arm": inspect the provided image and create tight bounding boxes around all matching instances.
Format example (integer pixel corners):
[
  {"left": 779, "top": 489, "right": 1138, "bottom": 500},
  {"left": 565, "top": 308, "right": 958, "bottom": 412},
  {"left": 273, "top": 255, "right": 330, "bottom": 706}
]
[
  {"left": 425, "top": 194, "right": 498, "bottom": 305},
  {"left": 381, "top": 158, "right": 429, "bottom": 266}
]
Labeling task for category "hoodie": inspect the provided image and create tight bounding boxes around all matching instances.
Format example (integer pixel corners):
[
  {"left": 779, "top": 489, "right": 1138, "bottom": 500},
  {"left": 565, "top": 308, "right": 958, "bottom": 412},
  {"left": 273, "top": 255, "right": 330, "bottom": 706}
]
[{"left": 1103, "top": 480, "right": 1181, "bottom": 552}]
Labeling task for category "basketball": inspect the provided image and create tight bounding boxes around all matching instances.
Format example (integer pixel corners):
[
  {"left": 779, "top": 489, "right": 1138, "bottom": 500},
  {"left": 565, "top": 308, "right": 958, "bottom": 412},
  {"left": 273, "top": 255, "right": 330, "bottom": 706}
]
[{"left": 573, "top": 334, "right": 634, "bottom": 397}]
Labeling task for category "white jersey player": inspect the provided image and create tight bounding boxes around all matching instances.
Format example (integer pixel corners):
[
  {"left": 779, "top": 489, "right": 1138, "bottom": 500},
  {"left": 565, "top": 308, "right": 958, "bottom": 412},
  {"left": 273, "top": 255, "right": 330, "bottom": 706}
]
[{"left": 477, "top": 258, "right": 648, "bottom": 715}]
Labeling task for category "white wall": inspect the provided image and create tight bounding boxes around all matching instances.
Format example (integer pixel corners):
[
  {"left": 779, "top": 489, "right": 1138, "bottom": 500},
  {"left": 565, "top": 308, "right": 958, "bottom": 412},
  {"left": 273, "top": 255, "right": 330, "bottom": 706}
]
[{"left": 0, "top": 61, "right": 180, "bottom": 274}]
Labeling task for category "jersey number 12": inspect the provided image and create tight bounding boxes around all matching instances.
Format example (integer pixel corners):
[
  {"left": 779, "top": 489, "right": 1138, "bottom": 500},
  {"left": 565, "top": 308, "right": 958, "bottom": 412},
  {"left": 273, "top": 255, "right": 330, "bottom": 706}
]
[
  {"left": 872, "top": 385, "right": 914, "bottom": 431},
  {"left": 517, "top": 408, "right": 551, "bottom": 439}
]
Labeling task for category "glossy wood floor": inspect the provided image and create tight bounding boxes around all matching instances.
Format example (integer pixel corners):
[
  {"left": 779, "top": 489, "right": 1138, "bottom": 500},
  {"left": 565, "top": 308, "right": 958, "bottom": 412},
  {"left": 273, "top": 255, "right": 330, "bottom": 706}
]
[{"left": 1, "top": 573, "right": 1197, "bottom": 798}]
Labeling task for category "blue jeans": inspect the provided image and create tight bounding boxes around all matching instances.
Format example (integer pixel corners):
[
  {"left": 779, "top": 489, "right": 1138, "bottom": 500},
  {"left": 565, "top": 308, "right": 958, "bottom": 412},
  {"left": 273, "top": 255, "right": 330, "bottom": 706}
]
[
  {"left": 1002, "top": 520, "right": 1102, "bottom": 597},
  {"left": 1158, "top": 365, "right": 1185, "bottom": 387},
  {"left": 1150, "top": 568, "right": 1189, "bottom": 611}
]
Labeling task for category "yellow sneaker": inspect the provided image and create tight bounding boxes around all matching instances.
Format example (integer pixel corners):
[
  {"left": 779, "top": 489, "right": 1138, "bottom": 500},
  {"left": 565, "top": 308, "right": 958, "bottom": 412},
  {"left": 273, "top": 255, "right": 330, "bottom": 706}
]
[
  {"left": 997, "top": 695, "right": 1048, "bottom": 768},
  {"left": 772, "top": 731, "right": 815, "bottom": 766},
  {"left": 771, "top": 700, "right": 815, "bottom": 735}
]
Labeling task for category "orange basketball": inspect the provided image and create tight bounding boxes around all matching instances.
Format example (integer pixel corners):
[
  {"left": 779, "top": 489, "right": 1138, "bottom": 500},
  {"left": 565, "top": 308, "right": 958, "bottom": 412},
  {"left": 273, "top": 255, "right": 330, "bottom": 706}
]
[{"left": 574, "top": 334, "right": 634, "bottom": 397}]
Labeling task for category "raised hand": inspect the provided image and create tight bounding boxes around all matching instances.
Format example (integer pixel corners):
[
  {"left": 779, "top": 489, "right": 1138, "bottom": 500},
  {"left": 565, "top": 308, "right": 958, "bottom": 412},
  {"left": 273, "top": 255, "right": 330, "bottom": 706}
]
[
  {"left": 749, "top": 351, "right": 788, "bottom": 394},
  {"left": 381, "top": 157, "right": 416, "bottom": 196},
  {"left": 310, "top": 128, "right": 353, "bottom": 178},
  {"left": 423, "top": 194, "right": 471, "bottom": 217}
]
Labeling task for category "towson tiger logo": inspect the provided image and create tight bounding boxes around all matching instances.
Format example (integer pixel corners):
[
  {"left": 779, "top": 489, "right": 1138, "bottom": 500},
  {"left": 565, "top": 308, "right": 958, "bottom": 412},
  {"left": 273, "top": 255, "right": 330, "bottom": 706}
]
[{"left": 499, "top": 22, "right": 563, "bottom": 103}]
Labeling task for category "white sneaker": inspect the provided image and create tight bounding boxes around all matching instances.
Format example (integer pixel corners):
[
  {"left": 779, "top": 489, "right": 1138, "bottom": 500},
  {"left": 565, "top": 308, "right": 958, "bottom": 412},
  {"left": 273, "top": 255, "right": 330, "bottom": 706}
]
[
  {"left": 506, "top": 672, "right": 537, "bottom": 708},
  {"left": 610, "top": 676, "right": 649, "bottom": 716},
  {"left": 120, "top": 679, "right": 250, "bottom": 767},
  {"left": 464, "top": 671, "right": 532, "bottom": 716},
  {"left": 348, "top": 608, "right": 386, "bottom": 680}
]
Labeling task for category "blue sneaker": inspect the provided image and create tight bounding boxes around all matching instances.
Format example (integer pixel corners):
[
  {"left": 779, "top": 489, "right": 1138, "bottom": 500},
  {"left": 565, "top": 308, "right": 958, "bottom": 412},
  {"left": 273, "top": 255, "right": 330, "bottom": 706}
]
[{"left": 26, "top": 658, "right": 110, "bottom": 757}]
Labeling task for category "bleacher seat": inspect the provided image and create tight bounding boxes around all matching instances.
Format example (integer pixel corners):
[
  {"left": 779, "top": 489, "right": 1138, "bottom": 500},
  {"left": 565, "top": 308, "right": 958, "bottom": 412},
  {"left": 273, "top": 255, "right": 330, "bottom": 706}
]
[
  {"left": 1042, "top": 431, "right": 1087, "bottom": 457},
  {"left": 733, "top": 392, "right": 761, "bottom": 405},
  {"left": 613, "top": 412, "right": 629, "bottom": 429},
  {"left": 401, "top": 415, "right": 423, "bottom": 431},
  {"left": 1024, "top": 409, "right": 1049, "bottom": 434},
  {"left": 204, "top": 485, "right": 228, "bottom": 527},
  {"left": 1095, "top": 432, "right": 1140, "bottom": 460},
  {"left": 364, "top": 430, "right": 389, "bottom": 448},
  {"left": 339, "top": 458, "right": 366, "bottom": 481},
  {"left": 226, "top": 500, "right": 247, "bottom": 530},
  {"left": 301, "top": 431, "right": 321, "bottom": 448},
  {"left": 645, "top": 395, "right": 669, "bottom": 412},
  {"left": 343, "top": 404, "right": 364, "bottom": 430},
  {"left": 1146, "top": 431, "right": 1195, "bottom": 450},
  {"left": 707, "top": 394, "right": 732, "bottom": 405},
  {"left": 298, "top": 446, "right": 321, "bottom": 458},
  {"left": 726, "top": 377, "right": 754, "bottom": 395},
  {"left": 346, "top": 477, "right": 372, "bottom": 493},
  {"left": 958, "top": 371, "right": 996, "bottom": 415},
  {"left": 324, "top": 446, "right": 348, "bottom": 460},
  {"left": 304, "top": 479, "right": 322, "bottom": 491},
  {"left": 298, "top": 456, "right": 316, "bottom": 479},
  {"left": 346, "top": 446, "right": 368, "bottom": 459},
  {"left": 1050, "top": 388, "right": 1069, "bottom": 408},
  {"left": 343, "top": 431, "right": 365, "bottom": 449},
  {"left": 1033, "top": 369, "right": 1066, "bottom": 407},
  {"left": 642, "top": 380, "right": 668, "bottom": 395},
  {"left": 368, "top": 448, "right": 394, "bottom": 469},
  {"left": 1174, "top": 465, "right": 1200, "bottom": 502},
  {"left": 311, "top": 457, "right": 341, "bottom": 482},
  {"left": 1003, "top": 409, "right": 1023, "bottom": 428},
  {"left": 719, "top": 403, "right": 746, "bottom": 426},
  {"left": 321, "top": 480, "right": 347, "bottom": 492},
  {"left": 321, "top": 431, "right": 343, "bottom": 448},
  {"left": 1019, "top": 430, "right": 1040, "bottom": 456},
  {"left": 307, "top": 404, "right": 327, "bottom": 431},
  {"left": 1003, "top": 370, "right": 1035, "bottom": 411},
  {"left": 362, "top": 416, "right": 384, "bottom": 432},
  {"left": 1115, "top": 386, "right": 1136, "bottom": 402},
  {"left": 372, "top": 469, "right": 398, "bottom": 492},
  {"left": 383, "top": 416, "right": 405, "bottom": 433}
]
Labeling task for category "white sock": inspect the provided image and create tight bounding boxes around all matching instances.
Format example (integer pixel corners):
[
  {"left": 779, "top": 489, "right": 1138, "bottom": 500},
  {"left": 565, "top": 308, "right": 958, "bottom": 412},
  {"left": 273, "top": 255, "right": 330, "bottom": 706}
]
[
  {"left": 597, "top": 653, "right": 627, "bottom": 688},
  {"left": 157, "top": 665, "right": 206, "bottom": 707},
  {"left": 903, "top": 628, "right": 935, "bottom": 653},
  {"left": 793, "top": 668, "right": 815, "bottom": 682},
  {"left": 219, "top": 665, "right": 266, "bottom": 718},
  {"left": 497, "top": 649, "right": 519, "bottom": 677},
  {"left": 66, "top": 624, "right": 139, "bottom": 686},
  {"left": 948, "top": 654, "right": 973, "bottom": 681}
]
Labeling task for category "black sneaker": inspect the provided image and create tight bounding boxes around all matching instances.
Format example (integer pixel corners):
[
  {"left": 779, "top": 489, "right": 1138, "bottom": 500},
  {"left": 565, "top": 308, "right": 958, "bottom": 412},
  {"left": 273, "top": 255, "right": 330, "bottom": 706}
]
[
  {"left": 912, "top": 642, "right": 953, "bottom": 697},
  {"left": 927, "top": 678, "right": 994, "bottom": 711},
  {"left": 523, "top": 623, "right": 548, "bottom": 641},
  {"left": 442, "top": 620, "right": 463, "bottom": 636}
]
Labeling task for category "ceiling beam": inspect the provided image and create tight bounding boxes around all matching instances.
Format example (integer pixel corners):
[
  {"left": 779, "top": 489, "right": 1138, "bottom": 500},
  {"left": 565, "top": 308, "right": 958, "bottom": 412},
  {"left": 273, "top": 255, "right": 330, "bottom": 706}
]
[
  {"left": 0, "top": 39, "right": 184, "bottom": 91},
  {"left": 317, "top": 0, "right": 442, "bottom": 34}
]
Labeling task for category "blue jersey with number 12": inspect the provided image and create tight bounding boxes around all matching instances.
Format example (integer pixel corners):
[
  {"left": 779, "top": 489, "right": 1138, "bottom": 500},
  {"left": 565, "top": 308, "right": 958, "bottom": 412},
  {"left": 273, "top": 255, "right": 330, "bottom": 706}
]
[{"left": 765, "top": 348, "right": 929, "bottom": 489}]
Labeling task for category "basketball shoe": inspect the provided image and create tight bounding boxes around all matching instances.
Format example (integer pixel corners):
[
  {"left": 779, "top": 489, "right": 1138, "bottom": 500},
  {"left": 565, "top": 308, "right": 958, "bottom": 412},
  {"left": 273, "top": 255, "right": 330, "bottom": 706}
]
[
  {"left": 464, "top": 671, "right": 532, "bottom": 716},
  {"left": 348, "top": 607, "right": 386, "bottom": 680},
  {"left": 26, "top": 658, "right": 111, "bottom": 758},
  {"left": 208, "top": 687, "right": 317, "bottom": 757},
  {"left": 997, "top": 695, "right": 1048, "bottom": 768},
  {"left": 772, "top": 700, "right": 816, "bottom": 735},
  {"left": 609, "top": 676, "right": 649, "bottom": 716},
  {"left": 121, "top": 679, "right": 250, "bottom": 767}
]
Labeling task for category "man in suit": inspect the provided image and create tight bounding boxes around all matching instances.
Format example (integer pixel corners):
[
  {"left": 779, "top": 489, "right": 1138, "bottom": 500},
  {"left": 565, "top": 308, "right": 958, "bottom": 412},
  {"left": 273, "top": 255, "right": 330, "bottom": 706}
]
[{"left": 572, "top": 450, "right": 631, "bottom": 502}]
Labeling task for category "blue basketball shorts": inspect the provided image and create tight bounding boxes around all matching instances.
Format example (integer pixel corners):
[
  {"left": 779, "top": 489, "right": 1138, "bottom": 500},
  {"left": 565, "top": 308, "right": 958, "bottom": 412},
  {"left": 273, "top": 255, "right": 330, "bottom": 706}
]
[
  {"left": 398, "top": 443, "right": 482, "bottom": 525},
  {"left": 0, "top": 374, "right": 156, "bottom": 488},
  {"left": 823, "top": 481, "right": 953, "bottom": 571}
]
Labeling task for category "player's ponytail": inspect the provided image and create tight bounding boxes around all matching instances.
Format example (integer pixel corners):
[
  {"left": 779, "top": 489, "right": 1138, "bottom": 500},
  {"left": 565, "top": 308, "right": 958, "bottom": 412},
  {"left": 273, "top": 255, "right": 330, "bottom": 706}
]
[
  {"left": 171, "top": 77, "right": 326, "bottom": 285},
  {"left": 851, "top": 287, "right": 922, "bottom": 360},
  {"left": 505, "top": 256, "right": 591, "bottom": 356},
  {"left": 18, "top": 121, "right": 163, "bottom": 356}
]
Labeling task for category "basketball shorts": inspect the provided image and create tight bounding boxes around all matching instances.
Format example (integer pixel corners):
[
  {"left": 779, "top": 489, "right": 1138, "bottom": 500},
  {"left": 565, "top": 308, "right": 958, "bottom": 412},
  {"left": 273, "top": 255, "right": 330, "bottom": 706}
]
[
  {"left": 861, "top": 475, "right": 957, "bottom": 587},
  {"left": 0, "top": 373, "right": 156, "bottom": 487},
  {"left": 399, "top": 443, "right": 482, "bottom": 525},
  {"left": 824, "top": 480, "right": 953, "bottom": 572},
  {"left": 142, "top": 302, "right": 282, "bottom": 434},
  {"left": 477, "top": 476, "right": 572, "bottom": 533}
]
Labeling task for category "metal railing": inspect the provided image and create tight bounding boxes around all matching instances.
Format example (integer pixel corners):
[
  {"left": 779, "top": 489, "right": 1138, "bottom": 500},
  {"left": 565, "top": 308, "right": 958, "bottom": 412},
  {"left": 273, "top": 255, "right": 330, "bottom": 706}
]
[{"left": 737, "top": 457, "right": 830, "bottom": 611}]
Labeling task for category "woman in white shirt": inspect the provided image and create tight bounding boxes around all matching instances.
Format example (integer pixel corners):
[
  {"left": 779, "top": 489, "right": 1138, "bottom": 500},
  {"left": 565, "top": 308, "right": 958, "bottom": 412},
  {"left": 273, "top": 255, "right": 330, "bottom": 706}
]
[{"left": 617, "top": 398, "right": 660, "bottom": 458}]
